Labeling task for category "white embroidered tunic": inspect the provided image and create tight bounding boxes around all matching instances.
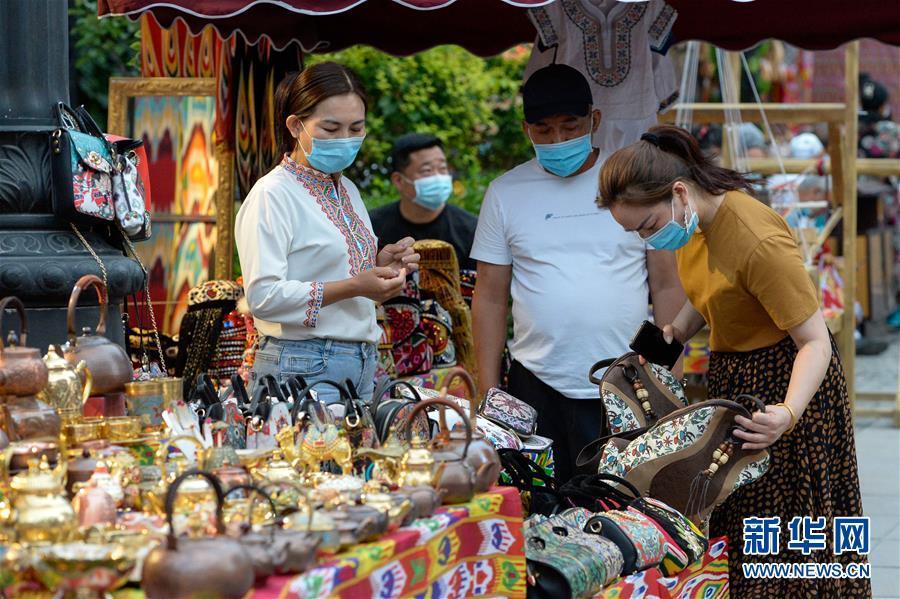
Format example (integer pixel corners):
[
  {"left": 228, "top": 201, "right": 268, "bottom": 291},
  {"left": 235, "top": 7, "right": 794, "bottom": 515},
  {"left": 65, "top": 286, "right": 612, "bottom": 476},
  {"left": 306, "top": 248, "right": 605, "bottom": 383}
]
[
  {"left": 525, "top": 0, "right": 678, "bottom": 157},
  {"left": 235, "top": 155, "right": 380, "bottom": 344}
]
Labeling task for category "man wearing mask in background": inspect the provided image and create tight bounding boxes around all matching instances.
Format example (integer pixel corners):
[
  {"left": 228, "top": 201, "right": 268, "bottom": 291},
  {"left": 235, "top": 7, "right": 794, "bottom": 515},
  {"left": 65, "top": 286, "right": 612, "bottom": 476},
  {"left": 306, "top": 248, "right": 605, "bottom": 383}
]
[
  {"left": 470, "top": 64, "right": 685, "bottom": 484},
  {"left": 369, "top": 133, "right": 478, "bottom": 271}
]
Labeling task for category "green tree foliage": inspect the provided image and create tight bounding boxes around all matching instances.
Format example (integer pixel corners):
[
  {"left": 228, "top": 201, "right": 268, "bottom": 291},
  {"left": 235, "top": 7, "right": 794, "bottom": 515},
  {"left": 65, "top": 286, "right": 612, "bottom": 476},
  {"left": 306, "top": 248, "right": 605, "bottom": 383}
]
[
  {"left": 69, "top": 0, "right": 141, "bottom": 125},
  {"left": 309, "top": 46, "right": 534, "bottom": 214}
]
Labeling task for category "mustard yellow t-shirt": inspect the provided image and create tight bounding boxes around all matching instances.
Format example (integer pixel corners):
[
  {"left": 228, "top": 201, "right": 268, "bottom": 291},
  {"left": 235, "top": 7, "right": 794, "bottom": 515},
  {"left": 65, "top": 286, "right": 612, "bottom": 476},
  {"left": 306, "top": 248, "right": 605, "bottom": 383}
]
[{"left": 676, "top": 191, "right": 820, "bottom": 353}]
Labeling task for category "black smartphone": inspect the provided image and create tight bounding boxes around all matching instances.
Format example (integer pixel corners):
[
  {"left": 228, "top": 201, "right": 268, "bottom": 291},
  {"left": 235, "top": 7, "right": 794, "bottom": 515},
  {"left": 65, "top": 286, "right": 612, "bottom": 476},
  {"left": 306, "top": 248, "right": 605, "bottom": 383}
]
[{"left": 629, "top": 320, "right": 684, "bottom": 370}]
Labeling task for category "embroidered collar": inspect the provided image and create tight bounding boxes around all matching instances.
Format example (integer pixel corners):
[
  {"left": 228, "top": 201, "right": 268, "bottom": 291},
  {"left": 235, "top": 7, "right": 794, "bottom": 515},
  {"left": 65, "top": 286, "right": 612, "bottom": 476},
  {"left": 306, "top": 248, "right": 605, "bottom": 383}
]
[{"left": 281, "top": 154, "right": 333, "bottom": 184}]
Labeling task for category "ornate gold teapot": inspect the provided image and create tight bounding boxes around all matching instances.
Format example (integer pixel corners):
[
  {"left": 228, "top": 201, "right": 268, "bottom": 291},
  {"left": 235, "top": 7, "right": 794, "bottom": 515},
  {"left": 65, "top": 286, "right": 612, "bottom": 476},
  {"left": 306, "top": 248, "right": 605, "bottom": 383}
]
[
  {"left": 0, "top": 296, "right": 49, "bottom": 397},
  {"left": 3, "top": 447, "right": 76, "bottom": 543},
  {"left": 398, "top": 435, "right": 442, "bottom": 488},
  {"left": 37, "top": 345, "right": 92, "bottom": 418},
  {"left": 143, "top": 435, "right": 210, "bottom": 516}
]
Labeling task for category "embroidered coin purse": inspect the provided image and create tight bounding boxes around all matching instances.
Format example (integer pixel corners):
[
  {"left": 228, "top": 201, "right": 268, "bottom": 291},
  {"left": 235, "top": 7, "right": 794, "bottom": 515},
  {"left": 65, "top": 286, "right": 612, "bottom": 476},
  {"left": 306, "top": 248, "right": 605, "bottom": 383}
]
[{"left": 479, "top": 387, "right": 538, "bottom": 438}]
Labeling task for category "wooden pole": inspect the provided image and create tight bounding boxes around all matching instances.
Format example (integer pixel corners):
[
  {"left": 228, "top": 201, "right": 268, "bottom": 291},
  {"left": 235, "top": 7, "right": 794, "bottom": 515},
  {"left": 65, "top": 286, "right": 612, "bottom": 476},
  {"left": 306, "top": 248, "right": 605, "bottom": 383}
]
[
  {"left": 839, "top": 42, "right": 859, "bottom": 407},
  {"left": 719, "top": 51, "right": 744, "bottom": 169}
]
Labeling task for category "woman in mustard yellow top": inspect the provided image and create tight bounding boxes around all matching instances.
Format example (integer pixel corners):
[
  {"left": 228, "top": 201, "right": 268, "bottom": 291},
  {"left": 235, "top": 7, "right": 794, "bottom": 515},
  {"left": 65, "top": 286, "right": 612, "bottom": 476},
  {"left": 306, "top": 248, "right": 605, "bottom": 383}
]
[{"left": 598, "top": 125, "right": 868, "bottom": 599}]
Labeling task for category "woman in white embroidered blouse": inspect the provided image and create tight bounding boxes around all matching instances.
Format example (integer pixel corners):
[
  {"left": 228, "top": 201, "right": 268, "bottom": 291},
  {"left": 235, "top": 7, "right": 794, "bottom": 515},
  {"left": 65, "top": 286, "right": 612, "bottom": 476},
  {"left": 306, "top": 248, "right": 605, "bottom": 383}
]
[{"left": 236, "top": 62, "right": 419, "bottom": 405}]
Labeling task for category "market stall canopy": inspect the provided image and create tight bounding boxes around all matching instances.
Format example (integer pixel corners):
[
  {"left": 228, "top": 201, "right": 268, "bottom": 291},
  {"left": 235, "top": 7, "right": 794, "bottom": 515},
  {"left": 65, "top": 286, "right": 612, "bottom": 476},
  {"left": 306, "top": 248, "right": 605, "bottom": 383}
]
[{"left": 99, "top": 0, "right": 900, "bottom": 54}]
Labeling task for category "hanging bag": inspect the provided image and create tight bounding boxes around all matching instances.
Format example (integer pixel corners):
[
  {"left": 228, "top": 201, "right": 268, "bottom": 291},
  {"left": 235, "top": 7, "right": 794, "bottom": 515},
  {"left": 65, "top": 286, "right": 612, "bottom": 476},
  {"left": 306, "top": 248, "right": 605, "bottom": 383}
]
[
  {"left": 370, "top": 379, "right": 432, "bottom": 443},
  {"left": 50, "top": 103, "right": 116, "bottom": 225}
]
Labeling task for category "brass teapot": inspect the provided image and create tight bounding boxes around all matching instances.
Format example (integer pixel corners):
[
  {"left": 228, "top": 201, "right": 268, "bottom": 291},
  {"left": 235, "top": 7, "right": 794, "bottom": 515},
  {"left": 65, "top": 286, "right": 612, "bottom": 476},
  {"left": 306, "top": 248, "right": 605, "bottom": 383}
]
[
  {"left": 62, "top": 275, "right": 133, "bottom": 395},
  {"left": 143, "top": 435, "right": 209, "bottom": 516},
  {"left": 37, "top": 345, "right": 92, "bottom": 418},
  {"left": 0, "top": 296, "right": 49, "bottom": 397},
  {"left": 2, "top": 446, "right": 76, "bottom": 543}
]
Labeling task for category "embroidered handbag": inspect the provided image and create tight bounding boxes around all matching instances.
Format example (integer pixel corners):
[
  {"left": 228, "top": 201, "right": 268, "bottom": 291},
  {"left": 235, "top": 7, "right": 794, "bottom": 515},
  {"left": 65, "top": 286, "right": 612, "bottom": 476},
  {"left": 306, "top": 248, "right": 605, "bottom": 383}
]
[
  {"left": 382, "top": 297, "right": 433, "bottom": 376},
  {"left": 525, "top": 519, "right": 611, "bottom": 598},
  {"left": 479, "top": 387, "right": 538, "bottom": 438},
  {"left": 375, "top": 304, "right": 397, "bottom": 381},
  {"left": 498, "top": 448, "right": 558, "bottom": 516},
  {"left": 420, "top": 299, "right": 457, "bottom": 368},
  {"left": 370, "top": 379, "right": 431, "bottom": 443},
  {"left": 520, "top": 433, "right": 555, "bottom": 481},
  {"left": 105, "top": 133, "right": 151, "bottom": 240},
  {"left": 630, "top": 497, "right": 708, "bottom": 566},
  {"left": 576, "top": 353, "right": 688, "bottom": 474},
  {"left": 584, "top": 509, "right": 666, "bottom": 575},
  {"left": 51, "top": 103, "right": 116, "bottom": 225},
  {"left": 596, "top": 397, "right": 772, "bottom": 525}
]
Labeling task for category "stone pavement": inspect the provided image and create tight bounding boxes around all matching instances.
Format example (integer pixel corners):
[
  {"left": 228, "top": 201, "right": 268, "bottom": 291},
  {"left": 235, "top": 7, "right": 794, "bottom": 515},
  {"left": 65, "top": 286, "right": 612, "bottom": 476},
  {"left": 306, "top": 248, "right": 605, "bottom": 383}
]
[{"left": 855, "top": 335, "right": 900, "bottom": 598}]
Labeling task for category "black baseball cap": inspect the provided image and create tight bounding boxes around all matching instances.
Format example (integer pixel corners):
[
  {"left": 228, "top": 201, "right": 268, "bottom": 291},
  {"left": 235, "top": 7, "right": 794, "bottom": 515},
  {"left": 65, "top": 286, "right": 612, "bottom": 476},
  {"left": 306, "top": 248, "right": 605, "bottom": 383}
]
[{"left": 522, "top": 64, "right": 593, "bottom": 124}]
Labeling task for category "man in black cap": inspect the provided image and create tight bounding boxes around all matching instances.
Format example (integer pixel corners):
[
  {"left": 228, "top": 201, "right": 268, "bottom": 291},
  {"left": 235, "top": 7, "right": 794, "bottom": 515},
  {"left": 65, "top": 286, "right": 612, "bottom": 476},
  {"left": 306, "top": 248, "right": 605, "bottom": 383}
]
[{"left": 470, "top": 64, "right": 684, "bottom": 484}]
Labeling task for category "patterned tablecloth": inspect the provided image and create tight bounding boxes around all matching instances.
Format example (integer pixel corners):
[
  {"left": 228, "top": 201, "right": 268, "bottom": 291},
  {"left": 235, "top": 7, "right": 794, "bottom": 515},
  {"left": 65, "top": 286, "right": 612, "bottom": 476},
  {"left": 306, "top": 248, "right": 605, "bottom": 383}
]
[
  {"left": 598, "top": 537, "right": 730, "bottom": 599},
  {"left": 252, "top": 485, "right": 527, "bottom": 599}
]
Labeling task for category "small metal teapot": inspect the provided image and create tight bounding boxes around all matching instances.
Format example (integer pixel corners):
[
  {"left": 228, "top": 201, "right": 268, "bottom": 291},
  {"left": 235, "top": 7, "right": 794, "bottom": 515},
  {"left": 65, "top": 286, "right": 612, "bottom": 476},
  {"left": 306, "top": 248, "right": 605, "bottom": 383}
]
[
  {"left": 37, "top": 345, "right": 92, "bottom": 418},
  {"left": 62, "top": 275, "right": 133, "bottom": 395},
  {"left": 0, "top": 296, "right": 49, "bottom": 397}
]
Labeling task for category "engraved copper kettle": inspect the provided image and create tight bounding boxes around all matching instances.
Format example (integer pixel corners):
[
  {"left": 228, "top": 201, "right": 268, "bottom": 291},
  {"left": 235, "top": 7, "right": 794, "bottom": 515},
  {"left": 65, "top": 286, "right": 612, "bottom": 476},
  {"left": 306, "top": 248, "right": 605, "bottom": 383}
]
[
  {"left": 0, "top": 296, "right": 49, "bottom": 397},
  {"left": 62, "top": 275, "right": 132, "bottom": 395}
]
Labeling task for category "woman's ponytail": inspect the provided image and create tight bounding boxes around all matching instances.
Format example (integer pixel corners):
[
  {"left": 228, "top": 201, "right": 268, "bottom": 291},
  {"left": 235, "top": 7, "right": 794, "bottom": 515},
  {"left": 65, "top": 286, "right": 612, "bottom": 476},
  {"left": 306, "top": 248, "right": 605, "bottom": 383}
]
[{"left": 599, "top": 125, "right": 753, "bottom": 208}]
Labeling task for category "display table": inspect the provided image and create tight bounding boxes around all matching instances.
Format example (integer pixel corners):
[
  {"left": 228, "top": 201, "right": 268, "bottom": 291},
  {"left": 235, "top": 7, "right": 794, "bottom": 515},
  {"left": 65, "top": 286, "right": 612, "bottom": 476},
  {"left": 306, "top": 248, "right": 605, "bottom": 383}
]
[
  {"left": 598, "top": 537, "right": 729, "bottom": 599},
  {"left": 254, "top": 486, "right": 526, "bottom": 599}
]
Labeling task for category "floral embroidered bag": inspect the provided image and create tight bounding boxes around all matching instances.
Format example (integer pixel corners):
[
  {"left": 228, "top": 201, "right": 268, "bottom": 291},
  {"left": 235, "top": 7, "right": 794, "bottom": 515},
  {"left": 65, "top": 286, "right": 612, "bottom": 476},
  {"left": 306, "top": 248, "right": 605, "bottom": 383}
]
[
  {"left": 479, "top": 387, "right": 538, "bottom": 438},
  {"left": 51, "top": 102, "right": 116, "bottom": 225},
  {"left": 576, "top": 352, "right": 688, "bottom": 474},
  {"left": 382, "top": 297, "right": 433, "bottom": 376},
  {"left": 595, "top": 397, "right": 772, "bottom": 526},
  {"left": 584, "top": 509, "right": 667, "bottom": 575}
]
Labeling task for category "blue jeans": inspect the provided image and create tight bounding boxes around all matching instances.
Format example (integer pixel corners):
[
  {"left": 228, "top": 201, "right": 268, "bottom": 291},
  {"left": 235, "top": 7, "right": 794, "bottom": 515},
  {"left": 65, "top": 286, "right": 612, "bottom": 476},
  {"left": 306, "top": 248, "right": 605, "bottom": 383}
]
[{"left": 250, "top": 337, "right": 378, "bottom": 405}]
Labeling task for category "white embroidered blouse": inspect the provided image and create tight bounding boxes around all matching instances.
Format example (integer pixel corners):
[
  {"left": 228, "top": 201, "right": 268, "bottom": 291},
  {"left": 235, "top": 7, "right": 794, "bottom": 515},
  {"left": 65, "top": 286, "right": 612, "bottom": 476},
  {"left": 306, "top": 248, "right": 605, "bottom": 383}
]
[{"left": 235, "top": 155, "right": 380, "bottom": 344}]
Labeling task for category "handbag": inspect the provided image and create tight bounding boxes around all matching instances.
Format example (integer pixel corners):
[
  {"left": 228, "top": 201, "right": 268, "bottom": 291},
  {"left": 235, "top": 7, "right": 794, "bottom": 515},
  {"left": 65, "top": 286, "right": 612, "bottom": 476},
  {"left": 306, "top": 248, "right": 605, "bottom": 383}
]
[
  {"left": 498, "top": 448, "right": 559, "bottom": 517},
  {"left": 370, "top": 379, "right": 432, "bottom": 443},
  {"left": 590, "top": 352, "right": 688, "bottom": 436},
  {"left": 50, "top": 103, "right": 116, "bottom": 225},
  {"left": 245, "top": 375, "right": 292, "bottom": 450},
  {"left": 420, "top": 299, "right": 457, "bottom": 368},
  {"left": 596, "top": 397, "right": 772, "bottom": 525},
  {"left": 576, "top": 353, "right": 688, "bottom": 475},
  {"left": 479, "top": 387, "right": 538, "bottom": 438},
  {"left": 630, "top": 496, "right": 708, "bottom": 566},
  {"left": 382, "top": 297, "right": 433, "bottom": 376},
  {"left": 107, "top": 135, "right": 151, "bottom": 240},
  {"left": 525, "top": 519, "right": 611, "bottom": 598},
  {"left": 584, "top": 509, "right": 666, "bottom": 575}
]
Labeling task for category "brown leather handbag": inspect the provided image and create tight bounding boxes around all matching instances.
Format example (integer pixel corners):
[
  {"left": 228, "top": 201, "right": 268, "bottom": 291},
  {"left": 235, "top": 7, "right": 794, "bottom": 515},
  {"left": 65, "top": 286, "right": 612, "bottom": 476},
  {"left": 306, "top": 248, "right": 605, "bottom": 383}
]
[
  {"left": 63, "top": 275, "right": 133, "bottom": 395},
  {"left": 576, "top": 354, "right": 688, "bottom": 475},
  {"left": 595, "top": 397, "right": 772, "bottom": 526},
  {"left": 141, "top": 469, "right": 255, "bottom": 599},
  {"left": 0, "top": 296, "right": 49, "bottom": 397}
]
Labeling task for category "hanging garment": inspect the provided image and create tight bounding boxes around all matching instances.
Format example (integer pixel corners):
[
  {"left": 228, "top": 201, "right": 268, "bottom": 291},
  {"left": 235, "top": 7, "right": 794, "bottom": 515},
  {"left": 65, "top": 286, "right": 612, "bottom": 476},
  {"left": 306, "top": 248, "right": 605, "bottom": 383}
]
[{"left": 525, "top": 0, "right": 678, "bottom": 157}]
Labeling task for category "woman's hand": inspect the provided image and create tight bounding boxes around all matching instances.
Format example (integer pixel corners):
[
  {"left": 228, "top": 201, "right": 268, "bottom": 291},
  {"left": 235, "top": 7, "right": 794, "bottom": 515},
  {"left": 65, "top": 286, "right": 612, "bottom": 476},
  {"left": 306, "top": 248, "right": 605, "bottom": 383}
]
[
  {"left": 353, "top": 267, "right": 407, "bottom": 303},
  {"left": 733, "top": 405, "right": 794, "bottom": 450},
  {"left": 377, "top": 237, "right": 420, "bottom": 272}
]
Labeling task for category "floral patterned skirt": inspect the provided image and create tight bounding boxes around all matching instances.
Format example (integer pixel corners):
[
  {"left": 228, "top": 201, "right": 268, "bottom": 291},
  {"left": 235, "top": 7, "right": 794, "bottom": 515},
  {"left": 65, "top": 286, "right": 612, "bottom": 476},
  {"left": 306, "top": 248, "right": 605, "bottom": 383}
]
[{"left": 707, "top": 335, "right": 871, "bottom": 598}]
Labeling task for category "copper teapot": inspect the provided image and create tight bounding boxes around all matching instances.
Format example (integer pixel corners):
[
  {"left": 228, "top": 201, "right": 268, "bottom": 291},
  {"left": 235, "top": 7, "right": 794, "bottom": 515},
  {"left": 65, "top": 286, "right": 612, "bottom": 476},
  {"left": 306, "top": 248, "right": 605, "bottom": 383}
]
[
  {"left": 403, "top": 398, "right": 484, "bottom": 504},
  {"left": 0, "top": 296, "right": 49, "bottom": 397},
  {"left": 62, "top": 275, "right": 133, "bottom": 395},
  {"left": 141, "top": 469, "right": 255, "bottom": 599},
  {"left": 437, "top": 367, "right": 501, "bottom": 493},
  {"left": 72, "top": 467, "right": 118, "bottom": 528},
  {"left": 37, "top": 345, "right": 92, "bottom": 417},
  {"left": 223, "top": 483, "right": 284, "bottom": 584}
]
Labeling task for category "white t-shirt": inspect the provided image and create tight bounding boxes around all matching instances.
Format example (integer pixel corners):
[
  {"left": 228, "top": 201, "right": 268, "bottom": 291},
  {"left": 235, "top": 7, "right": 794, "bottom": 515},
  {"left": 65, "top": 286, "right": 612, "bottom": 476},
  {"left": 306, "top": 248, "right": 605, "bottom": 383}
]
[
  {"left": 235, "top": 155, "right": 381, "bottom": 344},
  {"left": 471, "top": 157, "right": 650, "bottom": 399}
]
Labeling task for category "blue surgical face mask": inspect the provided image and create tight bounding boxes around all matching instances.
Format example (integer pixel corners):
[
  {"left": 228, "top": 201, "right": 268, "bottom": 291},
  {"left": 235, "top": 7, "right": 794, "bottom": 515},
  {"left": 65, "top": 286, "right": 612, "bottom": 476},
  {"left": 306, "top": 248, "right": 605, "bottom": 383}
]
[
  {"left": 645, "top": 198, "right": 699, "bottom": 251},
  {"left": 407, "top": 174, "right": 453, "bottom": 211},
  {"left": 531, "top": 132, "right": 593, "bottom": 177},
  {"left": 298, "top": 120, "right": 365, "bottom": 174}
]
